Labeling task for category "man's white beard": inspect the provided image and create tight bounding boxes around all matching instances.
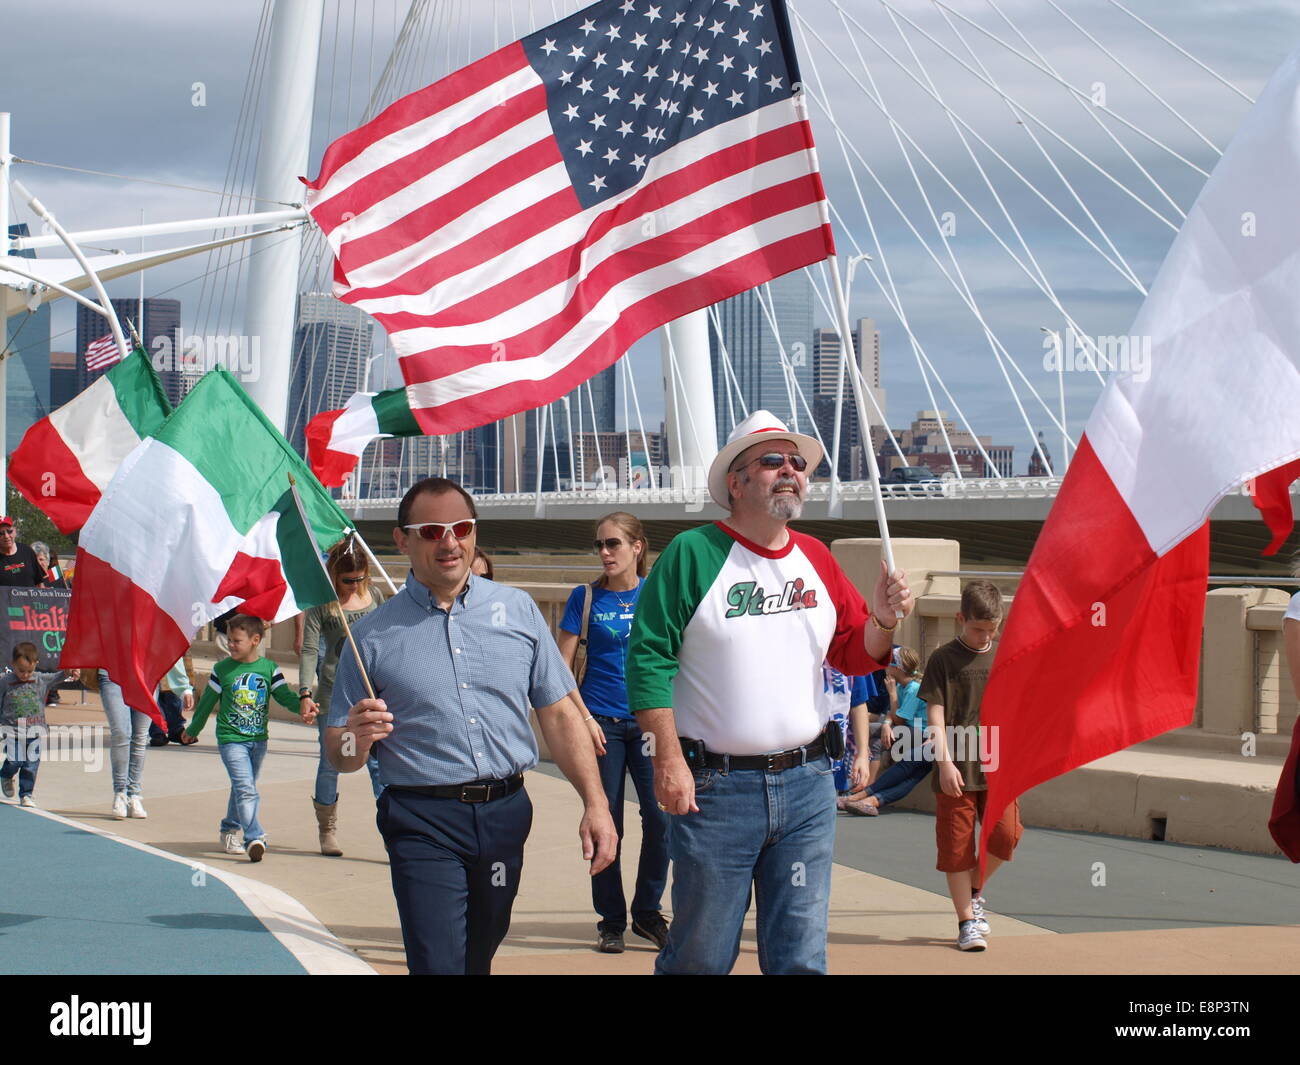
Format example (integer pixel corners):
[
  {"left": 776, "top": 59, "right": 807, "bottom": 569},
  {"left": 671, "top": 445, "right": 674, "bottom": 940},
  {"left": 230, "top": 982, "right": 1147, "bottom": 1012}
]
[{"left": 767, "top": 483, "right": 803, "bottom": 520}]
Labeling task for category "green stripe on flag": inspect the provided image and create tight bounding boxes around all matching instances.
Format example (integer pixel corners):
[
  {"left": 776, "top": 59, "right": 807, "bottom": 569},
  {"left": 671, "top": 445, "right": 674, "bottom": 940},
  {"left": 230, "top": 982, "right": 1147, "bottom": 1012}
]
[
  {"left": 374, "top": 386, "right": 422, "bottom": 437},
  {"left": 159, "top": 369, "right": 352, "bottom": 545},
  {"left": 272, "top": 489, "right": 335, "bottom": 610},
  {"left": 107, "top": 349, "right": 173, "bottom": 433}
]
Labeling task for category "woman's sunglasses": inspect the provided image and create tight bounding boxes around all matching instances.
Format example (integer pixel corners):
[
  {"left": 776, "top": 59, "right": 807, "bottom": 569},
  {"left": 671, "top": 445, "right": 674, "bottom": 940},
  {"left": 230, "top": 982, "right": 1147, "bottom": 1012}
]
[
  {"left": 339, "top": 576, "right": 368, "bottom": 585},
  {"left": 403, "top": 519, "right": 477, "bottom": 541},
  {"left": 593, "top": 538, "right": 626, "bottom": 552}
]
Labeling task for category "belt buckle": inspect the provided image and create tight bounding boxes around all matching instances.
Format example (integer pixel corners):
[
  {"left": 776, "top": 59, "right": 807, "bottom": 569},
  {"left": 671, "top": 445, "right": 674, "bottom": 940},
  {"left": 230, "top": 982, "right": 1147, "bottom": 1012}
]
[
  {"left": 764, "top": 751, "right": 782, "bottom": 772},
  {"left": 460, "top": 783, "right": 492, "bottom": 803}
]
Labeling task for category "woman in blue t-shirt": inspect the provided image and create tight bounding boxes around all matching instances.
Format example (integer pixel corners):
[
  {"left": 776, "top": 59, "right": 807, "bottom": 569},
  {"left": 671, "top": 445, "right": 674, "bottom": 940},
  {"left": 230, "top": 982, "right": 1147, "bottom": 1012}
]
[{"left": 557, "top": 510, "right": 669, "bottom": 956}]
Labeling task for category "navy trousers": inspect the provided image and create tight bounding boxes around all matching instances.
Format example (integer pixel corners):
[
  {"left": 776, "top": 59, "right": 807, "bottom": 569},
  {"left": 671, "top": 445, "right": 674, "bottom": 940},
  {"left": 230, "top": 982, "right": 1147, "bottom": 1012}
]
[{"left": 378, "top": 785, "right": 533, "bottom": 975}]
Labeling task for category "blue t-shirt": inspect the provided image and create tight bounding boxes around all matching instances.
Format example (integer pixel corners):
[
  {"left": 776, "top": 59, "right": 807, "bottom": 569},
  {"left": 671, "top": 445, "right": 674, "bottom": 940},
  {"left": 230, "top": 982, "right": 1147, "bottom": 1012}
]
[
  {"left": 560, "top": 580, "right": 643, "bottom": 720},
  {"left": 894, "top": 679, "right": 926, "bottom": 728}
]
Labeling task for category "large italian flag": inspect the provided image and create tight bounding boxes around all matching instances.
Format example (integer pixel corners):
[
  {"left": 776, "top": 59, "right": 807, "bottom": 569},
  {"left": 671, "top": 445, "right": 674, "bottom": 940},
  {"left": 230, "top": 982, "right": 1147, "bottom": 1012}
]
[
  {"left": 306, "top": 386, "right": 420, "bottom": 487},
  {"left": 60, "top": 369, "right": 352, "bottom": 724},
  {"left": 9, "top": 349, "right": 172, "bottom": 534},
  {"left": 980, "top": 44, "right": 1300, "bottom": 863}
]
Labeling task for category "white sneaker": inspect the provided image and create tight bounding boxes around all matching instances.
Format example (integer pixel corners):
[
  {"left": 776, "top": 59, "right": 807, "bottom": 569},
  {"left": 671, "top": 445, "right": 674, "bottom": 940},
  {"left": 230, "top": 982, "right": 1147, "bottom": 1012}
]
[
  {"left": 220, "top": 830, "right": 245, "bottom": 855},
  {"left": 970, "top": 894, "right": 991, "bottom": 937},
  {"left": 127, "top": 796, "right": 148, "bottom": 819},
  {"left": 19, "top": 795, "right": 36, "bottom": 808},
  {"left": 246, "top": 838, "right": 266, "bottom": 863},
  {"left": 2, "top": 776, "right": 14, "bottom": 798},
  {"left": 112, "top": 792, "right": 129, "bottom": 819},
  {"left": 957, "top": 919, "right": 987, "bottom": 952}
]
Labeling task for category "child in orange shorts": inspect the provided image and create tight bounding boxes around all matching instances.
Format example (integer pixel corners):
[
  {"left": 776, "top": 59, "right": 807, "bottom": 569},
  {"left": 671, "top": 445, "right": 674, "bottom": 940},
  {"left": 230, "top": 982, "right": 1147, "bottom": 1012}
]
[{"left": 919, "top": 579, "right": 1023, "bottom": 951}]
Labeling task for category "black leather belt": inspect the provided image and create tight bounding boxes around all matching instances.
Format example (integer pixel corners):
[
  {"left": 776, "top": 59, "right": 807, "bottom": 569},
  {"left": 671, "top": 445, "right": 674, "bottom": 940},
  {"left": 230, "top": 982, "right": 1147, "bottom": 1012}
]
[
  {"left": 389, "top": 775, "right": 524, "bottom": 803},
  {"left": 679, "top": 737, "right": 828, "bottom": 773}
]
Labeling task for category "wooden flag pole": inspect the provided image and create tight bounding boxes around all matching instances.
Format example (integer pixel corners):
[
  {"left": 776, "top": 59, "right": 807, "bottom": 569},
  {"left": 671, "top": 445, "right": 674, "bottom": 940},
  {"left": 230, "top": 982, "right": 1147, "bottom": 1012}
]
[
  {"left": 286, "top": 473, "right": 377, "bottom": 703},
  {"left": 349, "top": 528, "right": 400, "bottom": 597}
]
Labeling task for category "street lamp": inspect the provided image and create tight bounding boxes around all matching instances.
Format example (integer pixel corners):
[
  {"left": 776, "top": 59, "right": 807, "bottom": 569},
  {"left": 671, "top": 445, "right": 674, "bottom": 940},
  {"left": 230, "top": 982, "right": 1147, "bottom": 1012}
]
[{"left": 1041, "top": 327, "right": 1068, "bottom": 474}]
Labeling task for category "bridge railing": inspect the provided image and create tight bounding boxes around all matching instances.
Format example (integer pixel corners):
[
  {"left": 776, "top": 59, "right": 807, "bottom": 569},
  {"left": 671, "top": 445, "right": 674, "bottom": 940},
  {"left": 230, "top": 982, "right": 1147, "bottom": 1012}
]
[
  {"left": 342, "top": 476, "right": 1066, "bottom": 511},
  {"left": 191, "top": 551, "right": 1297, "bottom": 754}
]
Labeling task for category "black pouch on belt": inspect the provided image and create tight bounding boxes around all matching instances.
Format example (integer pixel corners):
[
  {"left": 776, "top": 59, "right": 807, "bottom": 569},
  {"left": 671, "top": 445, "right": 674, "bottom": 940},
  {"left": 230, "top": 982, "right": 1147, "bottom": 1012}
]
[{"left": 822, "top": 719, "right": 846, "bottom": 761}]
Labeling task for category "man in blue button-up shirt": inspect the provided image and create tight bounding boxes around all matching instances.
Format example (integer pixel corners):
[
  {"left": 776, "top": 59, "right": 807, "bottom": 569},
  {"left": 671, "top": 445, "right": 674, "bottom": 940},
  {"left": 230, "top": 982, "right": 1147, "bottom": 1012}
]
[{"left": 327, "top": 477, "right": 617, "bottom": 975}]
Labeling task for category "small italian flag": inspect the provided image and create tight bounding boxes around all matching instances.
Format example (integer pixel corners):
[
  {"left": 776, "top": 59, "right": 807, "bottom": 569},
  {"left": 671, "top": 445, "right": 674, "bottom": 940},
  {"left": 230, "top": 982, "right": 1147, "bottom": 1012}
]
[
  {"left": 305, "top": 385, "right": 420, "bottom": 487},
  {"left": 60, "top": 369, "right": 352, "bottom": 723},
  {"left": 9, "top": 349, "right": 172, "bottom": 534}
]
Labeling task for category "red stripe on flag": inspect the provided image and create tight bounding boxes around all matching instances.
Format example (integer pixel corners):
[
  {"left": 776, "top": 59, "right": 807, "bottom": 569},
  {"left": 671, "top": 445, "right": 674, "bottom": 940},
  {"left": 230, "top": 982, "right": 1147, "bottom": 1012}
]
[
  {"left": 396, "top": 177, "right": 828, "bottom": 382},
  {"left": 305, "top": 407, "right": 359, "bottom": 488},
  {"left": 214, "top": 552, "right": 288, "bottom": 621},
  {"left": 1249, "top": 457, "right": 1300, "bottom": 555},
  {"left": 312, "top": 84, "right": 550, "bottom": 232},
  {"left": 306, "top": 42, "right": 530, "bottom": 192},
  {"left": 346, "top": 120, "right": 817, "bottom": 313},
  {"left": 342, "top": 187, "right": 578, "bottom": 306},
  {"left": 978, "top": 435, "right": 1210, "bottom": 865},
  {"left": 8, "top": 416, "right": 105, "bottom": 535},
  {"left": 408, "top": 226, "right": 833, "bottom": 435},
  {"left": 1269, "top": 716, "right": 1300, "bottom": 861},
  {"left": 341, "top": 136, "right": 563, "bottom": 273},
  {"left": 60, "top": 549, "right": 190, "bottom": 729}
]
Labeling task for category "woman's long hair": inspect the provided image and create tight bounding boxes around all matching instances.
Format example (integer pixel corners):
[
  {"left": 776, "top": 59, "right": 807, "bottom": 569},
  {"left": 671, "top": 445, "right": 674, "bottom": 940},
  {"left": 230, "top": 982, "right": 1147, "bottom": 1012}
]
[{"left": 326, "top": 537, "right": 371, "bottom": 616}]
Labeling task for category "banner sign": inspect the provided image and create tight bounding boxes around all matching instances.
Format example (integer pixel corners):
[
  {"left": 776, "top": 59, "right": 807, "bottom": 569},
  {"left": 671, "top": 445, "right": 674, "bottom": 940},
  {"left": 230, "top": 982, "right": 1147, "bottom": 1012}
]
[{"left": 1, "top": 587, "right": 72, "bottom": 672}]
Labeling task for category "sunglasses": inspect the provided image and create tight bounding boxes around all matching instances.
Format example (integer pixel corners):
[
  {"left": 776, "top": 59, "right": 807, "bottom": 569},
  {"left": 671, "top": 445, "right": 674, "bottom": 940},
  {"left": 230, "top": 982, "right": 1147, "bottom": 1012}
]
[
  {"left": 403, "top": 519, "right": 477, "bottom": 541},
  {"left": 339, "top": 576, "right": 367, "bottom": 585},
  {"left": 733, "top": 452, "right": 808, "bottom": 473},
  {"left": 593, "top": 538, "right": 626, "bottom": 552}
]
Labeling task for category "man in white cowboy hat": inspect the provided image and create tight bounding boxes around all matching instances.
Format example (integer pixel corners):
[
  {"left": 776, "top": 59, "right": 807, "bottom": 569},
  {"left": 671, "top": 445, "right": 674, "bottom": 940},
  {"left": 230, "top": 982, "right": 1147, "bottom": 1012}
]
[{"left": 626, "top": 410, "right": 913, "bottom": 974}]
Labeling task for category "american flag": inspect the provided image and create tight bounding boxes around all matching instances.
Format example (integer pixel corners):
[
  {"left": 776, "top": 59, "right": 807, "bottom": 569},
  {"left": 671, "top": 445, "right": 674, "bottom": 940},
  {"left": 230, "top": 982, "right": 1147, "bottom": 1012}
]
[
  {"left": 85, "top": 333, "right": 124, "bottom": 373},
  {"left": 306, "top": 0, "right": 833, "bottom": 435}
]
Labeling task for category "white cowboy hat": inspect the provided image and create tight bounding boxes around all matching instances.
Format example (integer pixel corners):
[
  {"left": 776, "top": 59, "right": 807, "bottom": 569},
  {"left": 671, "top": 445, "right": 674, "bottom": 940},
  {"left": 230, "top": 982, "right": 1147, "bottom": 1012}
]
[{"left": 707, "top": 410, "right": 823, "bottom": 509}]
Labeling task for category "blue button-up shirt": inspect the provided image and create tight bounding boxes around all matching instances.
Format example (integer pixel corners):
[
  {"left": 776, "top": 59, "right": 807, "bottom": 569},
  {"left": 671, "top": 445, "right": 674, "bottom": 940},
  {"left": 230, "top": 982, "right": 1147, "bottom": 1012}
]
[{"left": 329, "top": 572, "right": 576, "bottom": 787}]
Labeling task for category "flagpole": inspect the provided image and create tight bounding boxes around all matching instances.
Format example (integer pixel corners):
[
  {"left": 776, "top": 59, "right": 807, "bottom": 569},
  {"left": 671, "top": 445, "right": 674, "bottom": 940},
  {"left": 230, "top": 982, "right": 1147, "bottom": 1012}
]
[
  {"left": 286, "top": 473, "right": 378, "bottom": 705},
  {"left": 350, "top": 528, "right": 400, "bottom": 597},
  {"left": 826, "top": 252, "right": 900, "bottom": 610}
]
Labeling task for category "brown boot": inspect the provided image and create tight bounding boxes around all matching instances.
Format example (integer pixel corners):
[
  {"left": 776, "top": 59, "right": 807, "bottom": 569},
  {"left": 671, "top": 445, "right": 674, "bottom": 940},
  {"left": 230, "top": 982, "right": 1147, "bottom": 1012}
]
[{"left": 313, "top": 800, "right": 343, "bottom": 856}]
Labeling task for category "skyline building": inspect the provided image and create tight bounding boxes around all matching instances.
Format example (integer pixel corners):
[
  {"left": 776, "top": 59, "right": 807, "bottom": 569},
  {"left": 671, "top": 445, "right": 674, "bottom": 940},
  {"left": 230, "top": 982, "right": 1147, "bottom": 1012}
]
[
  {"left": 811, "top": 317, "right": 885, "bottom": 480},
  {"left": 5, "top": 225, "right": 52, "bottom": 455},
  {"left": 75, "top": 296, "right": 183, "bottom": 404},
  {"left": 708, "top": 271, "right": 815, "bottom": 449},
  {"left": 286, "top": 292, "right": 376, "bottom": 456}
]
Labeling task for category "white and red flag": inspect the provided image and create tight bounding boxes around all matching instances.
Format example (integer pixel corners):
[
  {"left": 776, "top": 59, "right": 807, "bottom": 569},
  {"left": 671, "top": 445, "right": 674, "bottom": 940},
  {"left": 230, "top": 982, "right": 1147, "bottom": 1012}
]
[
  {"left": 84, "top": 333, "right": 124, "bottom": 372},
  {"left": 303, "top": 0, "right": 833, "bottom": 485},
  {"left": 9, "top": 348, "right": 171, "bottom": 534},
  {"left": 980, "top": 45, "right": 1300, "bottom": 862}
]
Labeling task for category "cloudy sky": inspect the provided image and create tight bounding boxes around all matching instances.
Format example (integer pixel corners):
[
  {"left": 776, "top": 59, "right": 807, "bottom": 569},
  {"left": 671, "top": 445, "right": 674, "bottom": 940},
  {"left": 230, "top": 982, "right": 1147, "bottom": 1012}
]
[{"left": 5, "top": 0, "right": 1299, "bottom": 471}]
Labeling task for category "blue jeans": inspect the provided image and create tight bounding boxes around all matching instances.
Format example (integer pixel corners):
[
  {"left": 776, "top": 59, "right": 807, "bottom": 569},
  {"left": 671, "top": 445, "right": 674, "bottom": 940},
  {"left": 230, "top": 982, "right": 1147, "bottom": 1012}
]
[
  {"left": 100, "top": 672, "right": 150, "bottom": 797},
  {"left": 219, "top": 740, "right": 267, "bottom": 842},
  {"left": 657, "top": 754, "right": 837, "bottom": 975},
  {"left": 1, "top": 731, "right": 41, "bottom": 798},
  {"left": 313, "top": 717, "right": 382, "bottom": 805},
  {"left": 591, "top": 715, "right": 669, "bottom": 933},
  {"left": 867, "top": 744, "right": 934, "bottom": 806}
]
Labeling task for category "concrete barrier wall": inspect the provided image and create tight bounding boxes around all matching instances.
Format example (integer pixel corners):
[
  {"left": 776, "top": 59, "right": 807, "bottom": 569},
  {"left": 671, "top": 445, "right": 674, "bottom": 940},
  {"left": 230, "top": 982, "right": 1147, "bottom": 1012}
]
[{"left": 186, "top": 538, "right": 1292, "bottom": 855}]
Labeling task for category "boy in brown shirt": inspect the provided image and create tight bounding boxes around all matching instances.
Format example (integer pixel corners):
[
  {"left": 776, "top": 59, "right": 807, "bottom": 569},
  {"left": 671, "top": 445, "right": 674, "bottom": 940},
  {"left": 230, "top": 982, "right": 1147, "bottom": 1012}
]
[{"left": 919, "top": 580, "right": 1022, "bottom": 951}]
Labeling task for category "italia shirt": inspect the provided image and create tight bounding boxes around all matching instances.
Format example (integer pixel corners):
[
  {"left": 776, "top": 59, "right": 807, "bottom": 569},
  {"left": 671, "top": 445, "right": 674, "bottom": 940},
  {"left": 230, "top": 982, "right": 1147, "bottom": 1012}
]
[{"left": 627, "top": 522, "right": 888, "bottom": 756}]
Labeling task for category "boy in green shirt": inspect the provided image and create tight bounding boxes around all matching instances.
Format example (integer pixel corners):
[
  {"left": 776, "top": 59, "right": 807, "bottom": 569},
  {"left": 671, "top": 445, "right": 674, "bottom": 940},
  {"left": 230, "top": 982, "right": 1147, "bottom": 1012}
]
[{"left": 181, "top": 615, "right": 317, "bottom": 861}]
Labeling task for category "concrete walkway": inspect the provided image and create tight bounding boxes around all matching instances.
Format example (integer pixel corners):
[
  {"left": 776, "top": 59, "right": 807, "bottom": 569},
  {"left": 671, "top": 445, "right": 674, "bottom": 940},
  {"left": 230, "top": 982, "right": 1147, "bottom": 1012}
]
[{"left": 4, "top": 690, "right": 1296, "bottom": 975}]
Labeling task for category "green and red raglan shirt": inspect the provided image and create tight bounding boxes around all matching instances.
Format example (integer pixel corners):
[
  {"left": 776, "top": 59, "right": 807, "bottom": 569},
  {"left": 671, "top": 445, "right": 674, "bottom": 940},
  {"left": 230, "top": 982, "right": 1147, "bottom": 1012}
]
[{"left": 626, "top": 522, "right": 888, "bottom": 755}]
